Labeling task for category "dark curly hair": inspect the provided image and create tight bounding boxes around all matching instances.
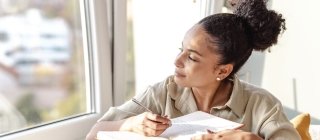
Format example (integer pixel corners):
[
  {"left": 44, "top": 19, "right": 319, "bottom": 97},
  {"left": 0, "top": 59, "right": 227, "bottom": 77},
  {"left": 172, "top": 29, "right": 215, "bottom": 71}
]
[{"left": 198, "top": 0, "right": 286, "bottom": 78}]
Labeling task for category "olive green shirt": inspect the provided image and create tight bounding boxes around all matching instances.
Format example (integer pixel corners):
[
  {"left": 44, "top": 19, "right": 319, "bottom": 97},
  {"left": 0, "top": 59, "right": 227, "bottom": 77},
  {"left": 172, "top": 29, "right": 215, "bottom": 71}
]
[{"left": 99, "top": 76, "right": 301, "bottom": 140}]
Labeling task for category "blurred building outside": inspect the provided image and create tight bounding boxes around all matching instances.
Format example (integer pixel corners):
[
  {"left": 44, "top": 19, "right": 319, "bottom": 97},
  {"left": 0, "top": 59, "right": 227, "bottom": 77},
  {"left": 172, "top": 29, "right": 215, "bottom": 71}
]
[{"left": 0, "top": 0, "right": 87, "bottom": 135}]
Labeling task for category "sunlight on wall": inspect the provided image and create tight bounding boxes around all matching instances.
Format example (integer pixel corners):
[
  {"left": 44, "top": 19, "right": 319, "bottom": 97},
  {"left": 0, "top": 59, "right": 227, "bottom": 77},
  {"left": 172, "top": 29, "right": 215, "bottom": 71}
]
[
  {"left": 131, "top": 0, "right": 202, "bottom": 94},
  {"left": 262, "top": 0, "right": 320, "bottom": 121}
]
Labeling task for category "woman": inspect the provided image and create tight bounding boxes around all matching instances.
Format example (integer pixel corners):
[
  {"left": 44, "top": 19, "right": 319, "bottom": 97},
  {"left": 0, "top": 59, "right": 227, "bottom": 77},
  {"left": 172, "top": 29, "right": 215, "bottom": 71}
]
[{"left": 87, "top": 0, "right": 300, "bottom": 139}]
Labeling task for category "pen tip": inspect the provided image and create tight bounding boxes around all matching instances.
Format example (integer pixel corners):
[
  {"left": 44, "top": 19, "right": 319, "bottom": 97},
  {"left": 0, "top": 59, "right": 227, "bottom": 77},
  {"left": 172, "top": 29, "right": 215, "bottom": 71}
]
[{"left": 207, "top": 129, "right": 214, "bottom": 134}]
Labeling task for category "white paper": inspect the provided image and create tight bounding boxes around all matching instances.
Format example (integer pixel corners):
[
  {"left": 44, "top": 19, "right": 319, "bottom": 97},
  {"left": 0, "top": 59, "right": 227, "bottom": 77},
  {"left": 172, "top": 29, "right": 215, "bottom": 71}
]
[
  {"left": 160, "top": 111, "right": 243, "bottom": 139},
  {"left": 97, "top": 131, "right": 167, "bottom": 140},
  {"left": 97, "top": 111, "right": 243, "bottom": 140}
]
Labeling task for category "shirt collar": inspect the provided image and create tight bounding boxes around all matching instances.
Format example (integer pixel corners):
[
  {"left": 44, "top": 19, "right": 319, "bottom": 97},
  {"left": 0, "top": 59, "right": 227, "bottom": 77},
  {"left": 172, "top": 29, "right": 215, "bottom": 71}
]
[
  {"left": 225, "top": 75, "right": 248, "bottom": 118},
  {"left": 167, "top": 75, "right": 248, "bottom": 118},
  {"left": 167, "top": 77, "right": 198, "bottom": 115}
]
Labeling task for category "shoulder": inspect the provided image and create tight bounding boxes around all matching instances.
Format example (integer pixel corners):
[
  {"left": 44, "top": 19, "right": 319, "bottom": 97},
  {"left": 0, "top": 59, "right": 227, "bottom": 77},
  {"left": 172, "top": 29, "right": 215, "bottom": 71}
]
[
  {"left": 230, "top": 76, "right": 283, "bottom": 117},
  {"left": 142, "top": 75, "right": 174, "bottom": 97},
  {"left": 234, "top": 79, "right": 299, "bottom": 138},
  {"left": 240, "top": 80, "right": 281, "bottom": 106},
  {"left": 145, "top": 75, "right": 187, "bottom": 101},
  {"left": 238, "top": 79, "right": 287, "bottom": 121},
  {"left": 135, "top": 75, "right": 179, "bottom": 103},
  {"left": 149, "top": 75, "right": 175, "bottom": 91},
  {"left": 236, "top": 79, "right": 285, "bottom": 118}
]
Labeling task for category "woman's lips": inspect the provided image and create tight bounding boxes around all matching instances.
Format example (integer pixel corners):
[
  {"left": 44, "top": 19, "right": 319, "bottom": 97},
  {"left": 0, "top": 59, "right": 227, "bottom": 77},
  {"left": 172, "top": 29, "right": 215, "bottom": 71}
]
[{"left": 175, "top": 70, "right": 186, "bottom": 77}]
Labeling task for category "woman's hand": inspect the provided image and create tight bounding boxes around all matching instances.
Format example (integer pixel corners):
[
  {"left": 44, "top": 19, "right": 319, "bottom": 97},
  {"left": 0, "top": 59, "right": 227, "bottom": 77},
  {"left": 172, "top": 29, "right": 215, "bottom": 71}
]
[
  {"left": 120, "top": 112, "right": 171, "bottom": 137},
  {"left": 191, "top": 129, "right": 263, "bottom": 140}
]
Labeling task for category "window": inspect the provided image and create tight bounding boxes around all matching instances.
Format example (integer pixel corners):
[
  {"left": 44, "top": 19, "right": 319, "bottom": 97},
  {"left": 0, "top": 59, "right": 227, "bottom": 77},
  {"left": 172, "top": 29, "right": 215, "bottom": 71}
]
[
  {"left": 0, "top": 0, "right": 88, "bottom": 135},
  {"left": 0, "top": 0, "right": 113, "bottom": 139}
]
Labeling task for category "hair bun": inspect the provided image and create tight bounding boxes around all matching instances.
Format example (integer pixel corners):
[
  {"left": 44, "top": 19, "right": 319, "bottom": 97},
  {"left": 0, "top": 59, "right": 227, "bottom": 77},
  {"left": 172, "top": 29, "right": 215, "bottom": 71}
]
[{"left": 233, "top": 0, "right": 286, "bottom": 51}]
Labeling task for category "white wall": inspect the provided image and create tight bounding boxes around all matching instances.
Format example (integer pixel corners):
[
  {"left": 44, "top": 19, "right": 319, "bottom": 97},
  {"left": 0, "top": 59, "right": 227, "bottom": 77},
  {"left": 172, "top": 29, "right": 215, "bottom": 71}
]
[
  {"left": 262, "top": 0, "right": 320, "bottom": 121},
  {"left": 132, "top": 0, "right": 202, "bottom": 94}
]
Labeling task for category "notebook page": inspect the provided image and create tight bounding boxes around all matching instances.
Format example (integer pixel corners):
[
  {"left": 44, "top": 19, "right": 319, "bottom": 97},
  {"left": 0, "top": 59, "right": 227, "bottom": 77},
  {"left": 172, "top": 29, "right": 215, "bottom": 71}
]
[
  {"left": 97, "top": 131, "right": 167, "bottom": 140},
  {"left": 160, "top": 111, "right": 243, "bottom": 138}
]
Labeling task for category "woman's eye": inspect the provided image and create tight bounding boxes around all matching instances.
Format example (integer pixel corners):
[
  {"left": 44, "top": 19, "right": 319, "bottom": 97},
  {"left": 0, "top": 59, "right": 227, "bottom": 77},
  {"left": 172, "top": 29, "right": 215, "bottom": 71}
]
[{"left": 188, "top": 56, "right": 197, "bottom": 62}]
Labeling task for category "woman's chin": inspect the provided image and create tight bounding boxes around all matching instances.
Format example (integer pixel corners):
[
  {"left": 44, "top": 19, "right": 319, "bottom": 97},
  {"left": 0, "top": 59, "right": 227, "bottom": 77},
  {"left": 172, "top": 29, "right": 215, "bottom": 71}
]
[
  {"left": 174, "top": 76, "right": 188, "bottom": 87},
  {"left": 174, "top": 75, "right": 181, "bottom": 81}
]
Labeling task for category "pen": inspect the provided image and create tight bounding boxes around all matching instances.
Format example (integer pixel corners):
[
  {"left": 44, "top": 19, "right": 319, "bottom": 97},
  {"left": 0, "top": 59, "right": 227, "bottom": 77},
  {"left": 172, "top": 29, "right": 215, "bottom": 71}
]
[
  {"left": 132, "top": 98, "right": 171, "bottom": 125},
  {"left": 132, "top": 98, "right": 153, "bottom": 112}
]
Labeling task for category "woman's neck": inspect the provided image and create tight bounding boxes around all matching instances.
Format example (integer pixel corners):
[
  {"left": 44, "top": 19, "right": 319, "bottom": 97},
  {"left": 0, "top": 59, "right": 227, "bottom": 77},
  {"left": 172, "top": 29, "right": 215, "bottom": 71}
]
[{"left": 192, "top": 80, "right": 233, "bottom": 113}]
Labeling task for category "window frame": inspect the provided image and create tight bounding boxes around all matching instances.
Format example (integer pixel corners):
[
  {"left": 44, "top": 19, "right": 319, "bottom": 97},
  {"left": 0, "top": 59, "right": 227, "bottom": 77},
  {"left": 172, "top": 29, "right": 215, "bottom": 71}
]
[
  {"left": 113, "top": 0, "right": 127, "bottom": 106},
  {"left": 1, "top": 0, "right": 113, "bottom": 139}
]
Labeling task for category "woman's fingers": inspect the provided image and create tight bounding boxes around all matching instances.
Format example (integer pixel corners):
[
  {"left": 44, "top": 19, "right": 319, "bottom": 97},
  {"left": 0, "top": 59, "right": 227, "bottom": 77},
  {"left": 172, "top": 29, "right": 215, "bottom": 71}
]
[
  {"left": 214, "top": 129, "right": 242, "bottom": 136},
  {"left": 191, "top": 129, "right": 259, "bottom": 140},
  {"left": 143, "top": 117, "right": 170, "bottom": 130},
  {"left": 134, "top": 121, "right": 167, "bottom": 136},
  {"left": 191, "top": 133, "right": 214, "bottom": 140},
  {"left": 146, "top": 112, "right": 171, "bottom": 124},
  {"left": 131, "top": 112, "right": 171, "bottom": 136}
]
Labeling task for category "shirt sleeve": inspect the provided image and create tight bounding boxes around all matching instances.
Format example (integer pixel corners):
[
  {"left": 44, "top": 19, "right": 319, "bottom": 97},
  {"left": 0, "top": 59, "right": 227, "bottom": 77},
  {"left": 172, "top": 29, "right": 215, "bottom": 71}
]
[
  {"left": 263, "top": 120, "right": 301, "bottom": 140},
  {"left": 97, "top": 85, "right": 163, "bottom": 122},
  {"left": 259, "top": 103, "right": 301, "bottom": 140},
  {"left": 97, "top": 76, "right": 172, "bottom": 122}
]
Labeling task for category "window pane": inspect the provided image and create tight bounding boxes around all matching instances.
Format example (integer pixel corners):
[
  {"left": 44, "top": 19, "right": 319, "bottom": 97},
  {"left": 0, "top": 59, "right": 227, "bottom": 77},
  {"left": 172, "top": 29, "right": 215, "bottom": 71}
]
[
  {"left": 0, "top": 0, "right": 88, "bottom": 135},
  {"left": 125, "top": 0, "right": 203, "bottom": 99}
]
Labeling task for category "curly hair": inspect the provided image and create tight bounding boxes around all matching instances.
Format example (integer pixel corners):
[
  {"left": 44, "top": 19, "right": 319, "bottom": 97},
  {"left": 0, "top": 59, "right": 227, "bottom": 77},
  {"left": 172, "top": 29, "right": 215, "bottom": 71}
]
[{"left": 198, "top": 0, "right": 286, "bottom": 77}]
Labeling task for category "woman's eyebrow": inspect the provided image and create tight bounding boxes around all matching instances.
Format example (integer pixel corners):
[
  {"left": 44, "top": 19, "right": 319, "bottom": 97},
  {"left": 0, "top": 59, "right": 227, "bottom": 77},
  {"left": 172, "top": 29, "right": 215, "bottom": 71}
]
[
  {"left": 182, "top": 42, "right": 203, "bottom": 56},
  {"left": 187, "top": 49, "right": 202, "bottom": 56}
]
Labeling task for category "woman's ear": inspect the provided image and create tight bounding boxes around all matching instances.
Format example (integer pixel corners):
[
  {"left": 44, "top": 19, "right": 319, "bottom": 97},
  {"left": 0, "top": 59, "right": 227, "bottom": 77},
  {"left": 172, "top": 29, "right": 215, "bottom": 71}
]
[{"left": 216, "top": 64, "right": 233, "bottom": 80}]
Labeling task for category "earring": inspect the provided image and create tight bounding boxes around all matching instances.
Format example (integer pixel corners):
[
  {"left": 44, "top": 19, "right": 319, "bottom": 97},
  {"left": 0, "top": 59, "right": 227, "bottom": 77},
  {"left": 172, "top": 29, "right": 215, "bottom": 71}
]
[{"left": 216, "top": 77, "right": 221, "bottom": 81}]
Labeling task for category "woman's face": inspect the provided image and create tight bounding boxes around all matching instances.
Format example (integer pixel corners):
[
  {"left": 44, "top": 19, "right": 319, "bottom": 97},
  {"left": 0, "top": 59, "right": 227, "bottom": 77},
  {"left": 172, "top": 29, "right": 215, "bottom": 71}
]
[{"left": 174, "top": 25, "right": 222, "bottom": 88}]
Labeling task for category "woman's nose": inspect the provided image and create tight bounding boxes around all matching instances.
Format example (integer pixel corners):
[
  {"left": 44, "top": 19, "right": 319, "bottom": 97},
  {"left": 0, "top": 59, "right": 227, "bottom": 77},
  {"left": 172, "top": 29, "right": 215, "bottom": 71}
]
[{"left": 174, "top": 53, "right": 184, "bottom": 68}]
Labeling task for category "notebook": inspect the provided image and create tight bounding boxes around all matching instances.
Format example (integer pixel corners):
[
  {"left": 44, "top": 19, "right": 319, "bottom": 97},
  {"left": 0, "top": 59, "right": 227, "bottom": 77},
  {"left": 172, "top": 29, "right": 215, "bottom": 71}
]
[
  {"left": 97, "top": 111, "right": 243, "bottom": 140},
  {"left": 160, "top": 111, "right": 244, "bottom": 139},
  {"left": 97, "top": 131, "right": 167, "bottom": 140}
]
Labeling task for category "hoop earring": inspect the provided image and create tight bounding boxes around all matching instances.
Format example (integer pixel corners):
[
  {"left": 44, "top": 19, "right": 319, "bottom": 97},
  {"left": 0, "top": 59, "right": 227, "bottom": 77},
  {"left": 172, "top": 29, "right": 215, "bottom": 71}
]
[{"left": 216, "top": 77, "right": 221, "bottom": 81}]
